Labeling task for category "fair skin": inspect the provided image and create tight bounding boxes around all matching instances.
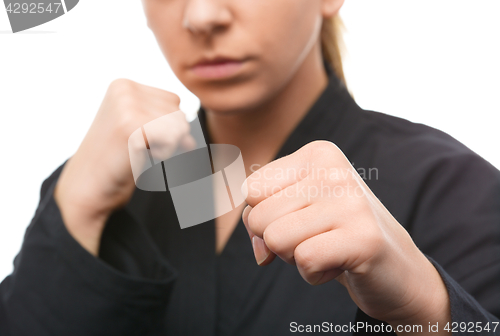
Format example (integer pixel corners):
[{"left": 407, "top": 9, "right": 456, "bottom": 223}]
[{"left": 54, "top": 0, "right": 451, "bottom": 334}]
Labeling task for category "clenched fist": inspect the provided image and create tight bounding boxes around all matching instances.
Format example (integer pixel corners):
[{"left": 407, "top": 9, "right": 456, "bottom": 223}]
[
  {"left": 242, "top": 141, "right": 451, "bottom": 334},
  {"left": 54, "top": 79, "right": 194, "bottom": 256}
]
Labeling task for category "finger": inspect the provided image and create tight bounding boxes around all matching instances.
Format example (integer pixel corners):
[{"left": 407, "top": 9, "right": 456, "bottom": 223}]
[
  {"left": 142, "top": 97, "right": 181, "bottom": 118},
  {"left": 128, "top": 127, "right": 153, "bottom": 183},
  {"left": 246, "top": 178, "right": 316, "bottom": 237},
  {"left": 136, "top": 83, "right": 181, "bottom": 107},
  {"left": 259, "top": 203, "right": 335, "bottom": 265},
  {"left": 243, "top": 141, "right": 344, "bottom": 208},
  {"left": 180, "top": 133, "right": 197, "bottom": 151},
  {"left": 242, "top": 205, "right": 253, "bottom": 237},
  {"left": 294, "top": 229, "right": 362, "bottom": 286},
  {"left": 110, "top": 79, "right": 180, "bottom": 119},
  {"left": 243, "top": 149, "right": 310, "bottom": 208},
  {"left": 242, "top": 205, "right": 276, "bottom": 266},
  {"left": 143, "top": 111, "right": 191, "bottom": 164}
]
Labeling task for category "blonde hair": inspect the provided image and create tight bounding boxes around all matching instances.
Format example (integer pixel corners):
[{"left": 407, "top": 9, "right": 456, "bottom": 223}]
[{"left": 320, "top": 16, "right": 347, "bottom": 88}]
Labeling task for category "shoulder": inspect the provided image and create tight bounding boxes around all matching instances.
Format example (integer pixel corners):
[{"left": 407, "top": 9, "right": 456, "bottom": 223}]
[
  {"left": 357, "top": 109, "right": 468, "bottom": 155},
  {"left": 343, "top": 109, "right": 500, "bottom": 239},
  {"left": 341, "top": 108, "right": 500, "bottom": 224},
  {"left": 349, "top": 108, "right": 497, "bottom": 177}
]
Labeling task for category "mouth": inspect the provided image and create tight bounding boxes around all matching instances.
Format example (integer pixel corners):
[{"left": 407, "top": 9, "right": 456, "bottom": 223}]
[{"left": 190, "top": 56, "right": 248, "bottom": 80}]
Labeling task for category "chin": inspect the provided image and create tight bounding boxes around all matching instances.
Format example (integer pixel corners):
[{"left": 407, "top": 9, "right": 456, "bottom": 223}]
[{"left": 193, "top": 79, "right": 273, "bottom": 115}]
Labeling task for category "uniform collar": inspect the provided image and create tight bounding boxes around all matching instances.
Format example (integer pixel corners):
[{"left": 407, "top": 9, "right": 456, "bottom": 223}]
[{"left": 197, "top": 59, "right": 358, "bottom": 160}]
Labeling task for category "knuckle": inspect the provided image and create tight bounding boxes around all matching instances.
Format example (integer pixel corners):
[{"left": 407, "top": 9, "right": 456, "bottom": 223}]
[
  {"left": 116, "top": 95, "right": 137, "bottom": 111},
  {"left": 304, "top": 141, "right": 344, "bottom": 167},
  {"left": 294, "top": 244, "right": 315, "bottom": 272},
  {"left": 109, "top": 78, "right": 136, "bottom": 95},
  {"left": 117, "top": 112, "right": 139, "bottom": 136},
  {"left": 128, "top": 134, "right": 147, "bottom": 153},
  {"left": 306, "top": 141, "right": 337, "bottom": 157},
  {"left": 176, "top": 117, "right": 190, "bottom": 135},
  {"left": 107, "top": 83, "right": 139, "bottom": 112},
  {"left": 165, "top": 92, "right": 181, "bottom": 106},
  {"left": 128, "top": 127, "right": 144, "bottom": 146},
  {"left": 247, "top": 208, "right": 263, "bottom": 236},
  {"left": 263, "top": 227, "right": 284, "bottom": 255}
]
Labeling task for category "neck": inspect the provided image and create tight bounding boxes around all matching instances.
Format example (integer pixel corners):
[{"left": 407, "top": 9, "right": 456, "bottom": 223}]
[{"left": 204, "top": 50, "right": 329, "bottom": 175}]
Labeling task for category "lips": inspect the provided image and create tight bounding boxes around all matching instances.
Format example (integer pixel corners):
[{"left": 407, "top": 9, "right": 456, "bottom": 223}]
[
  {"left": 194, "top": 56, "right": 241, "bottom": 67},
  {"left": 191, "top": 56, "right": 248, "bottom": 79}
]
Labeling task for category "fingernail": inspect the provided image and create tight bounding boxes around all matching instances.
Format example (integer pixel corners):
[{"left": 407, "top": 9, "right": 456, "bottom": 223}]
[
  {"left": 309, "top": 272, "right": 325, "bottom": 286},
  {"left": 242, "top": 205, "right": 251, "bottom": 227},
  {"left": 252, "top": 236, "right": 270, "bottom": 265},
  {"left": 241, "top": 179, "right": 248, "bottom": 199}
]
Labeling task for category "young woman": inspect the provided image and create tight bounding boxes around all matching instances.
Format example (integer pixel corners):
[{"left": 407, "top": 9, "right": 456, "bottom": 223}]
[{"left": 1, "top": 0, "right": 499, "bottom": 335}]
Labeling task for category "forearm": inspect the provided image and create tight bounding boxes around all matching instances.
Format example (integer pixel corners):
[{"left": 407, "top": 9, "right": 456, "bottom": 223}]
[{"left": 1, "top": 177, "right": 177, "bottom": 335}]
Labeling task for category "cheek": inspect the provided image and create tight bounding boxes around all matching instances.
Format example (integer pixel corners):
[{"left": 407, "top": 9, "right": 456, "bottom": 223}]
[
  {"left": 143, "top": 2, "right": 186, "bottom": 71},
  {"left": 157, "top": 31, "right": 187, "bottom": 73},
  {"left": 248, "top": 1, "right": 321, "bottom": 71}
]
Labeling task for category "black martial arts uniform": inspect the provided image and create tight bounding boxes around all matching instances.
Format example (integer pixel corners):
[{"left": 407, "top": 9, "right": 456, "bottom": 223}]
[{"left": 1, "top": 61, "right": 499, "bottom": 335}]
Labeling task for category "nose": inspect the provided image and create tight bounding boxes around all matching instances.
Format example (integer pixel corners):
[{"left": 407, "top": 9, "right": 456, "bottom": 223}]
[{"left": 183, "top": 0, "right": 232, "bottom": 35}]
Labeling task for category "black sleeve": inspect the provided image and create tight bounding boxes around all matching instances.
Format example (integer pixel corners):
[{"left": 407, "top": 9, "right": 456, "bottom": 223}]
[
  {"left": 428, "top": 256, "right": 500, "bottom": 334},
  {"left": 353, "top": 256, "right": 500, "bottom": 336},
  {"left": 410, "top": 151, "right": 500, "bottom": 318},
  {"left": 0, "top": 163, "right": 178, "bottom": 336},
  {"left": 355, "top": 151, "right": 500, "bottom": 335}
]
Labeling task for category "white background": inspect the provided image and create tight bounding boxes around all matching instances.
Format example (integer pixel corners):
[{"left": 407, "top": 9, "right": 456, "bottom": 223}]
[{"left": 0, "top": 0, "right": 499, "bottom": 280}]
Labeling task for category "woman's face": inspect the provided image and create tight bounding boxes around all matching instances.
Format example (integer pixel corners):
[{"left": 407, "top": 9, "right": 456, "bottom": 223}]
[{"left": 142, "top": 0, "right": 343, "bottom": 114}]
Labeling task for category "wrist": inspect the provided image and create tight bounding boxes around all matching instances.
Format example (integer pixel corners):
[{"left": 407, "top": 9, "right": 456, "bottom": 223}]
[
  {"left": 387, "top": 253, "right": 451, "bottom": 335},
  {"left": 54, "top": 181, "right": 111, "bottom": 256}
]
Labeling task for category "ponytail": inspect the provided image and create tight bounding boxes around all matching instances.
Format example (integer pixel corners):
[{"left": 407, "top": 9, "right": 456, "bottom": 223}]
[{"left": 320, "top": 16, "right": 347, "bottom": 88}]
